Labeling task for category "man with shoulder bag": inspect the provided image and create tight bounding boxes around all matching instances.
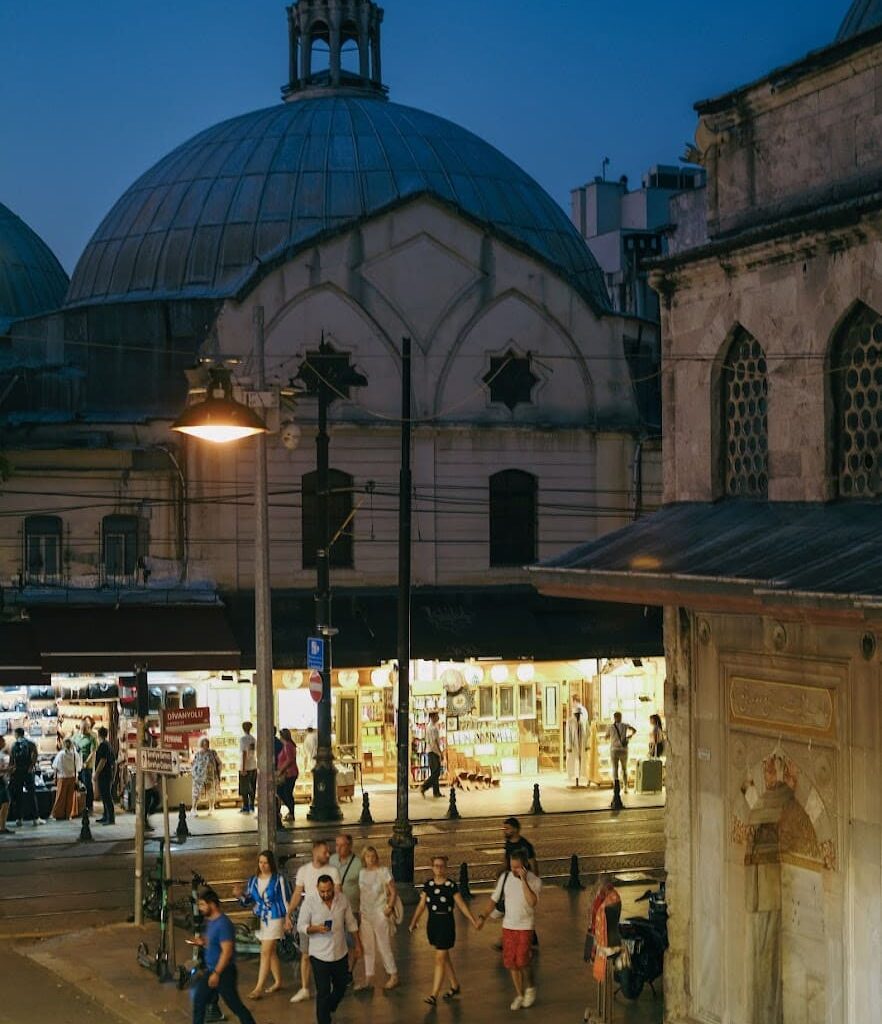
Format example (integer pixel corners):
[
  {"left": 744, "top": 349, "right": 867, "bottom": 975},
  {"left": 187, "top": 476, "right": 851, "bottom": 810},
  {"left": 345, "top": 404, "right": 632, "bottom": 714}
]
[{"left": 9, "top": 727, "right": 44, "bottom": 826}]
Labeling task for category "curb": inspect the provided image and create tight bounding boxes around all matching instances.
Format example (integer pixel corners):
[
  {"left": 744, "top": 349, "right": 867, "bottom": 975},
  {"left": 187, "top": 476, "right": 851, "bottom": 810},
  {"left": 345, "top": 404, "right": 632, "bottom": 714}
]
[{"left": 24, "top": 946, "right": 174, "bottom": 1024}]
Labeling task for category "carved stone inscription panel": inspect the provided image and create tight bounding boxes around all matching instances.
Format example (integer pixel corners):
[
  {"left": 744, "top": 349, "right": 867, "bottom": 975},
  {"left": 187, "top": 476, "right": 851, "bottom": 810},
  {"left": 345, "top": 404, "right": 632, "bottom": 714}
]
[{"left": 729, "top": 675, "right": 836, "bottom": 741}]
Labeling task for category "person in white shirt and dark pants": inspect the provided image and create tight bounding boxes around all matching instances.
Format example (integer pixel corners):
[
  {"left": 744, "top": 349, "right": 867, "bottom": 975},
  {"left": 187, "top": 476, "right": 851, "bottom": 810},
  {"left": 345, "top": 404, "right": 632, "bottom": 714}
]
[
  {"left": 419, "top": 711, "right": 444, "bottom": 798},
  {"left": 299, "top": 875, "right": 362, "bottom": 1024}
]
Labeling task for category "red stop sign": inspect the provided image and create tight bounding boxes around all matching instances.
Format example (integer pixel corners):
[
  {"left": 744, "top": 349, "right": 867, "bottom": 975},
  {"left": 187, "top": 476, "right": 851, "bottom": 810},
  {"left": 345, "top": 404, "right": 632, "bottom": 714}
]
[{"left": 309, "top": 670, "right": 323, "bottom": 703}]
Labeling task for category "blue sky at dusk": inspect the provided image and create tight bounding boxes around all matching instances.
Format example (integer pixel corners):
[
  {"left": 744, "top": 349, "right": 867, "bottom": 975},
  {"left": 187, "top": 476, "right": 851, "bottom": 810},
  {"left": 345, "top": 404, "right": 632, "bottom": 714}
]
[{"left": 0, "top": 0, "right": 844, "bottom": 274}]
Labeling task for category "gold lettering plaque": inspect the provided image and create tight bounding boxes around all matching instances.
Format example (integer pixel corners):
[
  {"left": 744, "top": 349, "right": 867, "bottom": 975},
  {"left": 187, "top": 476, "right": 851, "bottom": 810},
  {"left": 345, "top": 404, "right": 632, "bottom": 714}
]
[{"left": 729, "top": 676, "right": 835, "bottom": 740}]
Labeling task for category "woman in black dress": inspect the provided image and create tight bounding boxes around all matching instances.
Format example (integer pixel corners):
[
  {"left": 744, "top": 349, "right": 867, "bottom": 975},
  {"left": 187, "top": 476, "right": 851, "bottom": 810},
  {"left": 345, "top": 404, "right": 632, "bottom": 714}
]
[{"left": 408, "top": 855, "right": 480, "bottom": 1005}]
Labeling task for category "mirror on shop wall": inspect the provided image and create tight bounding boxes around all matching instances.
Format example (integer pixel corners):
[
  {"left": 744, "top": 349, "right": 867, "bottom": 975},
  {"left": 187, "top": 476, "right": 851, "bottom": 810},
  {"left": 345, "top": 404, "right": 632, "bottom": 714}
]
[
  {"left": 518, "top": 683, "right": 535, "bottom": 719},
  {"left": 336, "top": 694, "right": 357, "bottom": 757},
  {"left": 542, "top": 685, "right": 559, "bottom": 730},
  {"left": 478, "top": 686, "right": 494, "bottom": 719},
  {"left": 498, "top": 684, "right": 515, "bottom": 720}
]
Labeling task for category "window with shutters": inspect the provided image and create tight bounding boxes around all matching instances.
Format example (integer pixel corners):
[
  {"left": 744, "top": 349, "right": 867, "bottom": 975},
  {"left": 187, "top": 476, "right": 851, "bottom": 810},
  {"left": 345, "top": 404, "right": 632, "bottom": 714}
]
[
  {"left": 302, "top": 469, "right": 354, "bottom": 569},
  {"left": 721, "top": 329, "right": 769, "bottom": 498},
  {"left": 102, "top": 514, "right": 140, "bottom": 582},
  {"left": 24, "top": 516, "right": 62, "bottom": 583},
  {"left": 489, "top": 469, "right": 537, "bottom": 567}
]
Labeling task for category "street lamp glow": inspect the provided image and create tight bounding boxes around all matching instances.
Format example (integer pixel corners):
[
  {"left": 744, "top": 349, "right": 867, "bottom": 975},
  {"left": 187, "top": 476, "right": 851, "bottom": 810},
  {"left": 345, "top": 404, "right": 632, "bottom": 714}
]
[{"left": 171, "top": 396, "right": 268, "bottom": 444}]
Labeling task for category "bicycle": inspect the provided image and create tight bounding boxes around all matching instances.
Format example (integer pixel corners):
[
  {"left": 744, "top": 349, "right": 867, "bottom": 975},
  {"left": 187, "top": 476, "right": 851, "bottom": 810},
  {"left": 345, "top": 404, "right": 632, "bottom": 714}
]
[{"left": 136, "top": 838, "right": 192, "bottom": 984}]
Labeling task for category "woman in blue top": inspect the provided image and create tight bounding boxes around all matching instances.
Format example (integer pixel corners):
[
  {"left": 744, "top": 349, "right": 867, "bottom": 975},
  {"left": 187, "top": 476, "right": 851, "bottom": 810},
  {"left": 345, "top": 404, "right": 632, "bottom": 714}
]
[{"left": 234, "top": 849, "right": 291, "bottom": 999}]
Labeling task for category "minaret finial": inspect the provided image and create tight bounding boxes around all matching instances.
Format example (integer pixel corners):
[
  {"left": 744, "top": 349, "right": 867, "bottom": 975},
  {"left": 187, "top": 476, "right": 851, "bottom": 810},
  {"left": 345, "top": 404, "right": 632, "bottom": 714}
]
[{"left": 283, "top": 0, "right": 387, "bottom": 101}]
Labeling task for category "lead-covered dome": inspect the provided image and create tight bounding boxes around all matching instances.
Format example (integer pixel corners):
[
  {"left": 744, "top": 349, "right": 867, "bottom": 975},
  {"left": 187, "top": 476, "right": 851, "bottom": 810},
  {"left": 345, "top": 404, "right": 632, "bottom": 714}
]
[
  {"left": 0, "top": 202, "right": 69, "bottom": 331},
  {"left": 66, "top": 96, "right": 609, "bottom": 312},
  {"left": 836, "top": 0, "right": 882, "bottom": 41}
]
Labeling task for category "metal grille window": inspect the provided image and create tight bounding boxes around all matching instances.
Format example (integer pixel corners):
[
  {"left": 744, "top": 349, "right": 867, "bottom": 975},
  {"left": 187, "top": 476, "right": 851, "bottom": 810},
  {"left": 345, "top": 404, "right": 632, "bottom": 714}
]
[
  {"left": 24, "top": 515, "right": 62, "bottom": 583},
  {"left": 489, "top": 469, "right": 537, "bottom": 567},
  {"left": 102, "top": 515, "right": 140, "bottom": 581},
  {"left": 722, "top": 330, "right": 769, "bottom": 498},
  {"left": 833, "top": 305, "right": 882, "bottom": 497},
  {"left": 302, "top": 469, "right": 354, "bottom": 570}
]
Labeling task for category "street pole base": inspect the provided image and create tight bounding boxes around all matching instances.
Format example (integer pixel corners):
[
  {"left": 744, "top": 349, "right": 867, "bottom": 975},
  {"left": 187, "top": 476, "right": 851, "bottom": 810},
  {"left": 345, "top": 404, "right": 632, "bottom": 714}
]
[
  {"left": 389, "top": 822, "right": 417, "bottom": 885},
  {"left": 307, "top": 763, "right": 343, "bottom": 822}
]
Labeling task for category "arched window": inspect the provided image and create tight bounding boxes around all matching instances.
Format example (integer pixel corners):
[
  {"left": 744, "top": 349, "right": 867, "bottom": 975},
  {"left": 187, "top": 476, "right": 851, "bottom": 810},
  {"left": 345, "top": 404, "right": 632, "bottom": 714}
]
[
  {"left": 832, "top": 304, "right": 882, "bottom": 498},
  {"left": 24, "top": 515, "right": 62, "bottom": 583},
  {"left": 309, "top": 22, "right": 331, "bottom": 76},
  {"left": 489, "top": 470, "right": 537, "bottom": 567},
  {"left": 302, "top": 469, "right": 354, "bottom": 570},
  {"left": 102, "top": 514, "right": 141, "bottom": 582},
  {"left": 721, "top": 329, "right": 769, "bottom": 498}
]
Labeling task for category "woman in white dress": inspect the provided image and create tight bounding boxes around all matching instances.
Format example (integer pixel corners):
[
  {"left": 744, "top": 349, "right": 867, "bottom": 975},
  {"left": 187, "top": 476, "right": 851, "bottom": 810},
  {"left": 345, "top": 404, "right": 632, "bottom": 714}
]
[
  {"left": 356, "top": 845, "right": 400, "bottom": 991},
  {"left": 235, "top": 849, "right": 291, "bottom": 998},
  {"left": 190, "top": 737, "right": 222, "bottom": 817}
]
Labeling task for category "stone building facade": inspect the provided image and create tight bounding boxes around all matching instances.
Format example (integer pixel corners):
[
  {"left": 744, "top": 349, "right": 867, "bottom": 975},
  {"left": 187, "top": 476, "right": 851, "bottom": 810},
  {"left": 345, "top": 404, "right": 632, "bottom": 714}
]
[{"left": 533, "top": 5, "right": 882, "bottom": 1022}]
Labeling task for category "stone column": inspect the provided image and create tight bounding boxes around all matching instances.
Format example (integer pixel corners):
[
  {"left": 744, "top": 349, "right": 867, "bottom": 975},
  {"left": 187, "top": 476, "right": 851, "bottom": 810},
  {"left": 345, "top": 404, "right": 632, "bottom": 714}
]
[
  {"left": 358, "top": 3, "right": 370, "bottom": 80},
  {"left": 329, "top": 8, "right": 342, "bottom": 86},
  {"left": 301, "top": 26, "right": 312, "bottom": 82},
  {"left": 288, "top": 13, "right": 299, "bottom": 89}
]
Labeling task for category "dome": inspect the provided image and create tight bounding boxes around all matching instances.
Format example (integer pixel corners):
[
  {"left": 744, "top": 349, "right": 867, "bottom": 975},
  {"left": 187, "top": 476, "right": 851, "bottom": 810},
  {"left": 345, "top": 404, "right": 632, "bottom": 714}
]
[
  {"left": 66, "top": 96, "right": 609, "bottom": 312},
  {"left": 836, "top": 0, "right": 882, "bottom": 41},
  {"left": 0, "top": 202, "right": 69, "bottom": 331}
]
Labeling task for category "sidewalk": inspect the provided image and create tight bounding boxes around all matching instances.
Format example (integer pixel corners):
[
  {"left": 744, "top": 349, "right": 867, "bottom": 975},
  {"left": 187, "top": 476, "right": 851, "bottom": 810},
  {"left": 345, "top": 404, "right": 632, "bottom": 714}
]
[
  {"left": 2, "top": 774, "right": 664, "bottom": 851},
  {"left": 22, "top": 884, "right": 664, "bottom": 1024}
]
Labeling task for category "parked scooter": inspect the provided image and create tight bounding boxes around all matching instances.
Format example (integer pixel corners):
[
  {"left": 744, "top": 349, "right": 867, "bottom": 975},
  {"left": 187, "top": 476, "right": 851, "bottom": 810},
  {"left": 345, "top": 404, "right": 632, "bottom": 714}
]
[{"left": 614, "top": 881, "right": 668, "bottom": 1000}]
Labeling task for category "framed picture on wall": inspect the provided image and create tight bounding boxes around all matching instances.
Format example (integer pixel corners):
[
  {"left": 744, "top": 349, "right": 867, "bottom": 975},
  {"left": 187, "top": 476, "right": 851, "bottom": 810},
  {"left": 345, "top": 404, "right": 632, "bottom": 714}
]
[
  {"left": 446, "top": 716, "right": 458, "bottom": 731},
  {"left": 543, "top": 684, "right": 559, "bottom": 730}
]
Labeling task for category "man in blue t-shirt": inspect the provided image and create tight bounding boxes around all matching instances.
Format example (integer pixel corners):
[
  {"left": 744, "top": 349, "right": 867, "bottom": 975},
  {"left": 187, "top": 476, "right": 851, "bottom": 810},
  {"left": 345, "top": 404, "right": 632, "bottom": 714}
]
[{"left": 191, "top": 887, "right": 257, "bottom": 1024}]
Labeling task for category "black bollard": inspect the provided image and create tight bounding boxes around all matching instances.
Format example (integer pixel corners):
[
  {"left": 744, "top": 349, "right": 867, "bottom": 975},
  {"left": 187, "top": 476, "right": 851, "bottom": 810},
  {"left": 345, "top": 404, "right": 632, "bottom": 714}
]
[
  {"left": 611, "top": 780, "right": 624, "bottom": 811},
  {"left": 77, "top": 804, "right": 94, "bottom": 843},
  {"left": 176, "top": 802, "right": 190, "bottom": 843},
  {"left": 359, "top": 792, "right": 374, "bottom": 825},
  {"left": 458, "top": 862, "right": 473, "bottom": 901},
  {"left": 446, "top": 787, "right": 462, "bottom": 820},
  {"left": 530, "top": 782, "right": 545, "bottom": 814},
  {"left": 563, "top": 853, "right": 585, "bottom": 890}
]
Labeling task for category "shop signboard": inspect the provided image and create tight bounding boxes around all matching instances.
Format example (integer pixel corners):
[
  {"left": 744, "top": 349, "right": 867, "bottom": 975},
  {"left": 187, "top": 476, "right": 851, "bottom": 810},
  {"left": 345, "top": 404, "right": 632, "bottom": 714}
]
[
  {"left": 307, "top": 637, "right": 324, "bottom": 669},
  {"left": 140, "top": 746, "right": 179, "bottom": 776},
  {"left": 161, "top": 732, "right": 190, "bottom": 752},
  {"left": 309, "top": 670, "right": 323, "bottom": 703},
  {"left": 162, "top": 707, "right": 211, "bottom": 734}
]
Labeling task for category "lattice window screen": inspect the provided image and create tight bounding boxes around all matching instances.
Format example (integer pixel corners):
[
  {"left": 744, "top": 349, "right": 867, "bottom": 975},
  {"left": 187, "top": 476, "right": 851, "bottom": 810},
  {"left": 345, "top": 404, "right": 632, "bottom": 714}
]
[
  {"left": 834, "top": 306, "right": 882, "bottom": 498},
  {"left": 722, "top": 330, "right": 769, "bottom": 498}
]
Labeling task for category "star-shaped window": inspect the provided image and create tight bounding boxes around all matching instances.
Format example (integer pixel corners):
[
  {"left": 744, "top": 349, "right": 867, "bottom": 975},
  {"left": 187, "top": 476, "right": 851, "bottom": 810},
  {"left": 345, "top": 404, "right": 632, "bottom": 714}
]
[
  {"left": 296, "top": 342, "right": 368, "bottom": 403},
  {"left": 483, "top": 349, "right": 539, "bottom": 411}
]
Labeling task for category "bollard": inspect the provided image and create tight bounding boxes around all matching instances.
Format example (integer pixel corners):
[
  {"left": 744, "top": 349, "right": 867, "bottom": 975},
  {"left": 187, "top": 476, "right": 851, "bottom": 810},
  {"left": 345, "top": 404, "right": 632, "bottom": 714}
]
[
  {"left": 564, "top": 853, "right": 585, "bottom": 890},
  {"left": 458, "top": 861, "right": 473, "bottom": 901},
  {"left": 530, "top": 783, "right": 545, "bottom": 814},
  {"left": 77, "top": 804, "right": 94, "bottom": 843},
  {"left": 446, "top": 787, "right": 462, "bottom": 820},
  {"left": 205, "top": 1002, "right": 226, "bottom": 1023},
  {"left": 611, "top": 780, "right": 624, "bottom": 811},
  {"left": 359, "top": 792, "right": 374, "bottom": 825},
  {"left": 176, "top": 802, "right": 190, "bottom": 843}
]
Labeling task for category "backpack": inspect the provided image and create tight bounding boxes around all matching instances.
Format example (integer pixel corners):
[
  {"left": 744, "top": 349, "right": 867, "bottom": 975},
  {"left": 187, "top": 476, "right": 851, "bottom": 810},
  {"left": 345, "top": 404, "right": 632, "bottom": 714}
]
[{"left": 11, "top": 738, "right": 36, "bottom": 773}]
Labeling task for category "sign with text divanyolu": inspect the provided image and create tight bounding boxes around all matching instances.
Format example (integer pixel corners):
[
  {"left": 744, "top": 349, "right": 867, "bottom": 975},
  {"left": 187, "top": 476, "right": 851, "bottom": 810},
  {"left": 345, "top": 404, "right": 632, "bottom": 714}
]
[{"left": 162, "top": 707, "right": 211, "bottom": 734}]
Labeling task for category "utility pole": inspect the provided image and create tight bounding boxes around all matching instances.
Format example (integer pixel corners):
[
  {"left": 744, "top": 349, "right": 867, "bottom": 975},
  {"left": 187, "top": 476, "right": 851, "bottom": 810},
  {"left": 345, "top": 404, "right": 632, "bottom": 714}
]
[
  {"left": 253, "top": 306, "right": 277, "bottom": 851},
  {"left": 389, "top": 337, "right": 416, "bottom": 882},
  {"left": 133, "top": 664, "right": 148, "bottom": 925}
]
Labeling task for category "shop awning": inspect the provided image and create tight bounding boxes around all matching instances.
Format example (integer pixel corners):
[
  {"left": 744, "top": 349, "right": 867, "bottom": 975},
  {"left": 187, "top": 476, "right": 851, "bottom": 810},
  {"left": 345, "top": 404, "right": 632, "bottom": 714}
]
[
  {"left": 225, "top": 586, "right": 662, "bottom": 668},
  {"left": 28, "top": 606, "right": 241, "bottom": 672},
  {"left": 0, "top": 622, "right": 47, "bottom": 684}
]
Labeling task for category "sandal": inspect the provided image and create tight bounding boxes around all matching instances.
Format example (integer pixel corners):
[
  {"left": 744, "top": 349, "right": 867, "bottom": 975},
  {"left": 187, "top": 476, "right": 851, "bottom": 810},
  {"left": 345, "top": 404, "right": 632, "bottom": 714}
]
[
  {"left": 443, "top": 986, "right": 461, "bottom": 1000},
  {"left": 248, "top": 990, "right": 264, "bottom": 1000},
  {"left": 424, "top": 995, "right": 438, "bottom": 1006}
]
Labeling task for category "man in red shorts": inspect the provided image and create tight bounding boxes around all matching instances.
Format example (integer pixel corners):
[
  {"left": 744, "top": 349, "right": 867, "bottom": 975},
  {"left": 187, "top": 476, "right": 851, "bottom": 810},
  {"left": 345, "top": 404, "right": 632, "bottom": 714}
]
[{"left": 476, "top": 850, "right": 542, "bottom": 1010}]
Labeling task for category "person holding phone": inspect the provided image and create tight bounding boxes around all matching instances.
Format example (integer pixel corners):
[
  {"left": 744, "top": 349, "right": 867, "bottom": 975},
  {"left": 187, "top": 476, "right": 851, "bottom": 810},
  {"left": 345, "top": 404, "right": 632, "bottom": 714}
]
[
  {"left": 298, "top": 875, "right": 361, "bottom": 1024},
  {"left": 189, "top": 887, "right": 257, "bottom": 1024},
  {"left": 476, "top": 850, "right": 542, "bottom": 1009}
]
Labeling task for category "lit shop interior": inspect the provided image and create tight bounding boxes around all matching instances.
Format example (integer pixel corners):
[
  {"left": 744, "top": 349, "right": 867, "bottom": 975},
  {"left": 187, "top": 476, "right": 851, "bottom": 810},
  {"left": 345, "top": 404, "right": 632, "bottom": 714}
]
[{"left": 0, "top": 656, "right": 665, "bottom": 812}]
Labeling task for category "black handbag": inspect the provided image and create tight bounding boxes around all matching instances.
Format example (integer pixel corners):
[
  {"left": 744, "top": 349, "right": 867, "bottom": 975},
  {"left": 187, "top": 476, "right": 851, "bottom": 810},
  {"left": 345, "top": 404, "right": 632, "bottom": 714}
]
[{"left": 496, "top": 871, "right": 510, "bottom": 915}]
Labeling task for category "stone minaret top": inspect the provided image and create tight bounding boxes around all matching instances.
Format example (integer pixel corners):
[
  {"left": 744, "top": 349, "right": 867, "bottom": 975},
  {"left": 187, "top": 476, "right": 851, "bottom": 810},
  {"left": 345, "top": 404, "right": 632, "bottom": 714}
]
[{"left": 282, "top": 0, "right": 386, "bottom": 101}]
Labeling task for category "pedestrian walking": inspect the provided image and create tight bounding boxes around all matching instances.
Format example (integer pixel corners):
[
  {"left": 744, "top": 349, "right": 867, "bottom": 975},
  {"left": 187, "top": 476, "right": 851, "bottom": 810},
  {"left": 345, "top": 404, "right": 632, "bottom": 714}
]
[
  {"left": 276, "top": 729, "right": 298, "bottom": 824},
  {"left": 50, "top": 738, "right": 82, "bottom": 820},
  {"left": 0, "top": 736, "right": 12, "bottom": 834},
  {"left": 93, "top": 726, "right": 116, "bottom": 825},
  {"left": 287, "top": 839, "right": 342, "bottom": 1004},
  {"left": 235, "top": 849, "right": 291, "bottom": 999},
  {"left": 191, "top": 738, "right": 222, "bottom": 817},
  {"left": 302, "top": 726, "right": 317, "bottom": 776},
  {"left": 298, "top": 874, "right": 362, "bottom": 1024},
  {"left": 356, "top": 845, "right": 399, "bottom": 991},
  {"left": 330, "top": 833, "right": 363, "bottom": 984},
  {"left": 9, "top": 726, "right": 44, "bottom": 826},
  {"left": 648, "top": 714, "right": 666, "bottom": 758},
  {"left": 502, "top": 817, "right": 539, "bottom": 874},
  {"left": 190, "top": 886, "right": 257, "bottom": 1024},
  {"left": 477, "top": 850, "right": 542, "bottom": 1010},
  {"left": 408, "top": 854, "right": 480, "bottom": 1006},
  {"left": 239, "top": 721, "right": 258, "bottom": 813},
  {"left": 606, "top": 712, "right": 636, "bottom": 792},
  {"left": 72, "top": 716, "right": 97, "bottom": 812},
  {"left": 419, "top": 711, "right": 444, "bottom": 798}
]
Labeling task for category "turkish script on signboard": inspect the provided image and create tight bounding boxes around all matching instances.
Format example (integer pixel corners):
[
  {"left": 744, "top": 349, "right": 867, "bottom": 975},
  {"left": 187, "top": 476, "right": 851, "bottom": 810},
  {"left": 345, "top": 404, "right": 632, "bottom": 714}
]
[
  {"left": 139, "top": 746, "right": 179, "bottom": 776},
  {"left": 161, "top": 707, "right": 211, "bottom": 734}
]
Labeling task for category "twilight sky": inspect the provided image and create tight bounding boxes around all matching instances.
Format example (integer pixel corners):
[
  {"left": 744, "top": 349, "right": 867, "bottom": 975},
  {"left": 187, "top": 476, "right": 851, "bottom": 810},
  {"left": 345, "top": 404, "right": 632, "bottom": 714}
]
[{"left": 0, "top": 0, "right": 845, "bottom": 274}]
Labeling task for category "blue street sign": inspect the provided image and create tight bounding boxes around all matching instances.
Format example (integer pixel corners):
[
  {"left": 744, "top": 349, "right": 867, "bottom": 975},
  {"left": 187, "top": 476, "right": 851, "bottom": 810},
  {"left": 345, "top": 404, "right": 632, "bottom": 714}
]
[{"left": 307, "top": 636, "right": 325, "bottom": 670}]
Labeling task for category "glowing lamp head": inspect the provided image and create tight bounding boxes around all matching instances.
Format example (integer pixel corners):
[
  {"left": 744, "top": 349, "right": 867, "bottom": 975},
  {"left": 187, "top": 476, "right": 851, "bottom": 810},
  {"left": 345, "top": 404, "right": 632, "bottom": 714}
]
[{"left": 172, "top": 395, "right": 267, "bottom": 444}]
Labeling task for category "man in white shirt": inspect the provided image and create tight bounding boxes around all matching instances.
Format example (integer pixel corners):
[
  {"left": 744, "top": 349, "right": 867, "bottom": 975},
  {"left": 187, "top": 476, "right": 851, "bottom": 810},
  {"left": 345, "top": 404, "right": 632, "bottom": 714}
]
[
  {"left": 288, "top": 839, "right": 342, "bottom": 1004},
  {"left": 238, "top": 722, "right": 257, "bottom": 813},
  {"left": 607, "top": 711, "right": 637, "bottom": 792},
  {"left": 419, "top": 711, "right": 444, "bottom": 798},
  {"left": 477, "top": 850, "right": 542, "bottom": 1009},
  {"left": 329, "top": 833, "right": 362, "bottom": 913},
  {"left": 299, "top": 875, "right": 361, "bottom": 1024},
  {"left": 302, "top": 726, "right": 318, "bottom": 776}
]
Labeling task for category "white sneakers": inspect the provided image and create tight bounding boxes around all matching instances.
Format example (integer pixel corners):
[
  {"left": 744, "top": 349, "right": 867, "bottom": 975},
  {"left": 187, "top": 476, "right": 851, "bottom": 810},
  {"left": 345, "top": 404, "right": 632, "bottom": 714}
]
[
  {"left": 523, "top": 987, "right": 537, "bottom": 1008},
  {"left": 511, "top": 996, "right": 524, "bottom": 1010},
  {"left": 290, "top": 988, "right": 311, "bottom": 1003}
]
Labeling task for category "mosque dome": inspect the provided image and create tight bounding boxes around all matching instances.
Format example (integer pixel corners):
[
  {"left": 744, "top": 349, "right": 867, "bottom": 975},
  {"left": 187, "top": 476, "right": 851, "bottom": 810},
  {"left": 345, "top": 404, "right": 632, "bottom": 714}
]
[
  {"left": 0, "top": 201, "right": 69, "bottom": 332},
  {"left": 66, "top": 1, "right": 608, "bottom": 313},
  {"left": 836, "top": 0, "right": 882, "bottom": 42}
]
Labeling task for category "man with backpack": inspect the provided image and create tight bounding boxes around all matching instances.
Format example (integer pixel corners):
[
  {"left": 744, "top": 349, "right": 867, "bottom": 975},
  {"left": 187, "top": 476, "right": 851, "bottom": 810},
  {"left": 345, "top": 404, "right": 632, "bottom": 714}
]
[{"left": 9, "top": 727, "right": 44, "bottom": 826}]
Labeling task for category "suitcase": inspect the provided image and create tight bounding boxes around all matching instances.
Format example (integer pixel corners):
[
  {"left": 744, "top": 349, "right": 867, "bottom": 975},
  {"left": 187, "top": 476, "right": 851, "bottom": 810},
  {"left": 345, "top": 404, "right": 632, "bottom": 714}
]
[{"left": 636, "top": 758, "right": 663, "bottom": 794}]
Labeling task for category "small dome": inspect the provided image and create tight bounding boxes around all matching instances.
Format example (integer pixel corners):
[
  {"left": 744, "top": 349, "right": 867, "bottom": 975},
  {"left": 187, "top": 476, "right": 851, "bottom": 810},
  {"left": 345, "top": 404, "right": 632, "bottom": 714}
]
[
  {"left": 66, "top": 96, "right": 608, "bottom": 312},
  {"left": 0, "top": 202, "right": 69, "bottom": 331},
  {"left": 836, "top": 0, "right": 882, "bottom": 41}
]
